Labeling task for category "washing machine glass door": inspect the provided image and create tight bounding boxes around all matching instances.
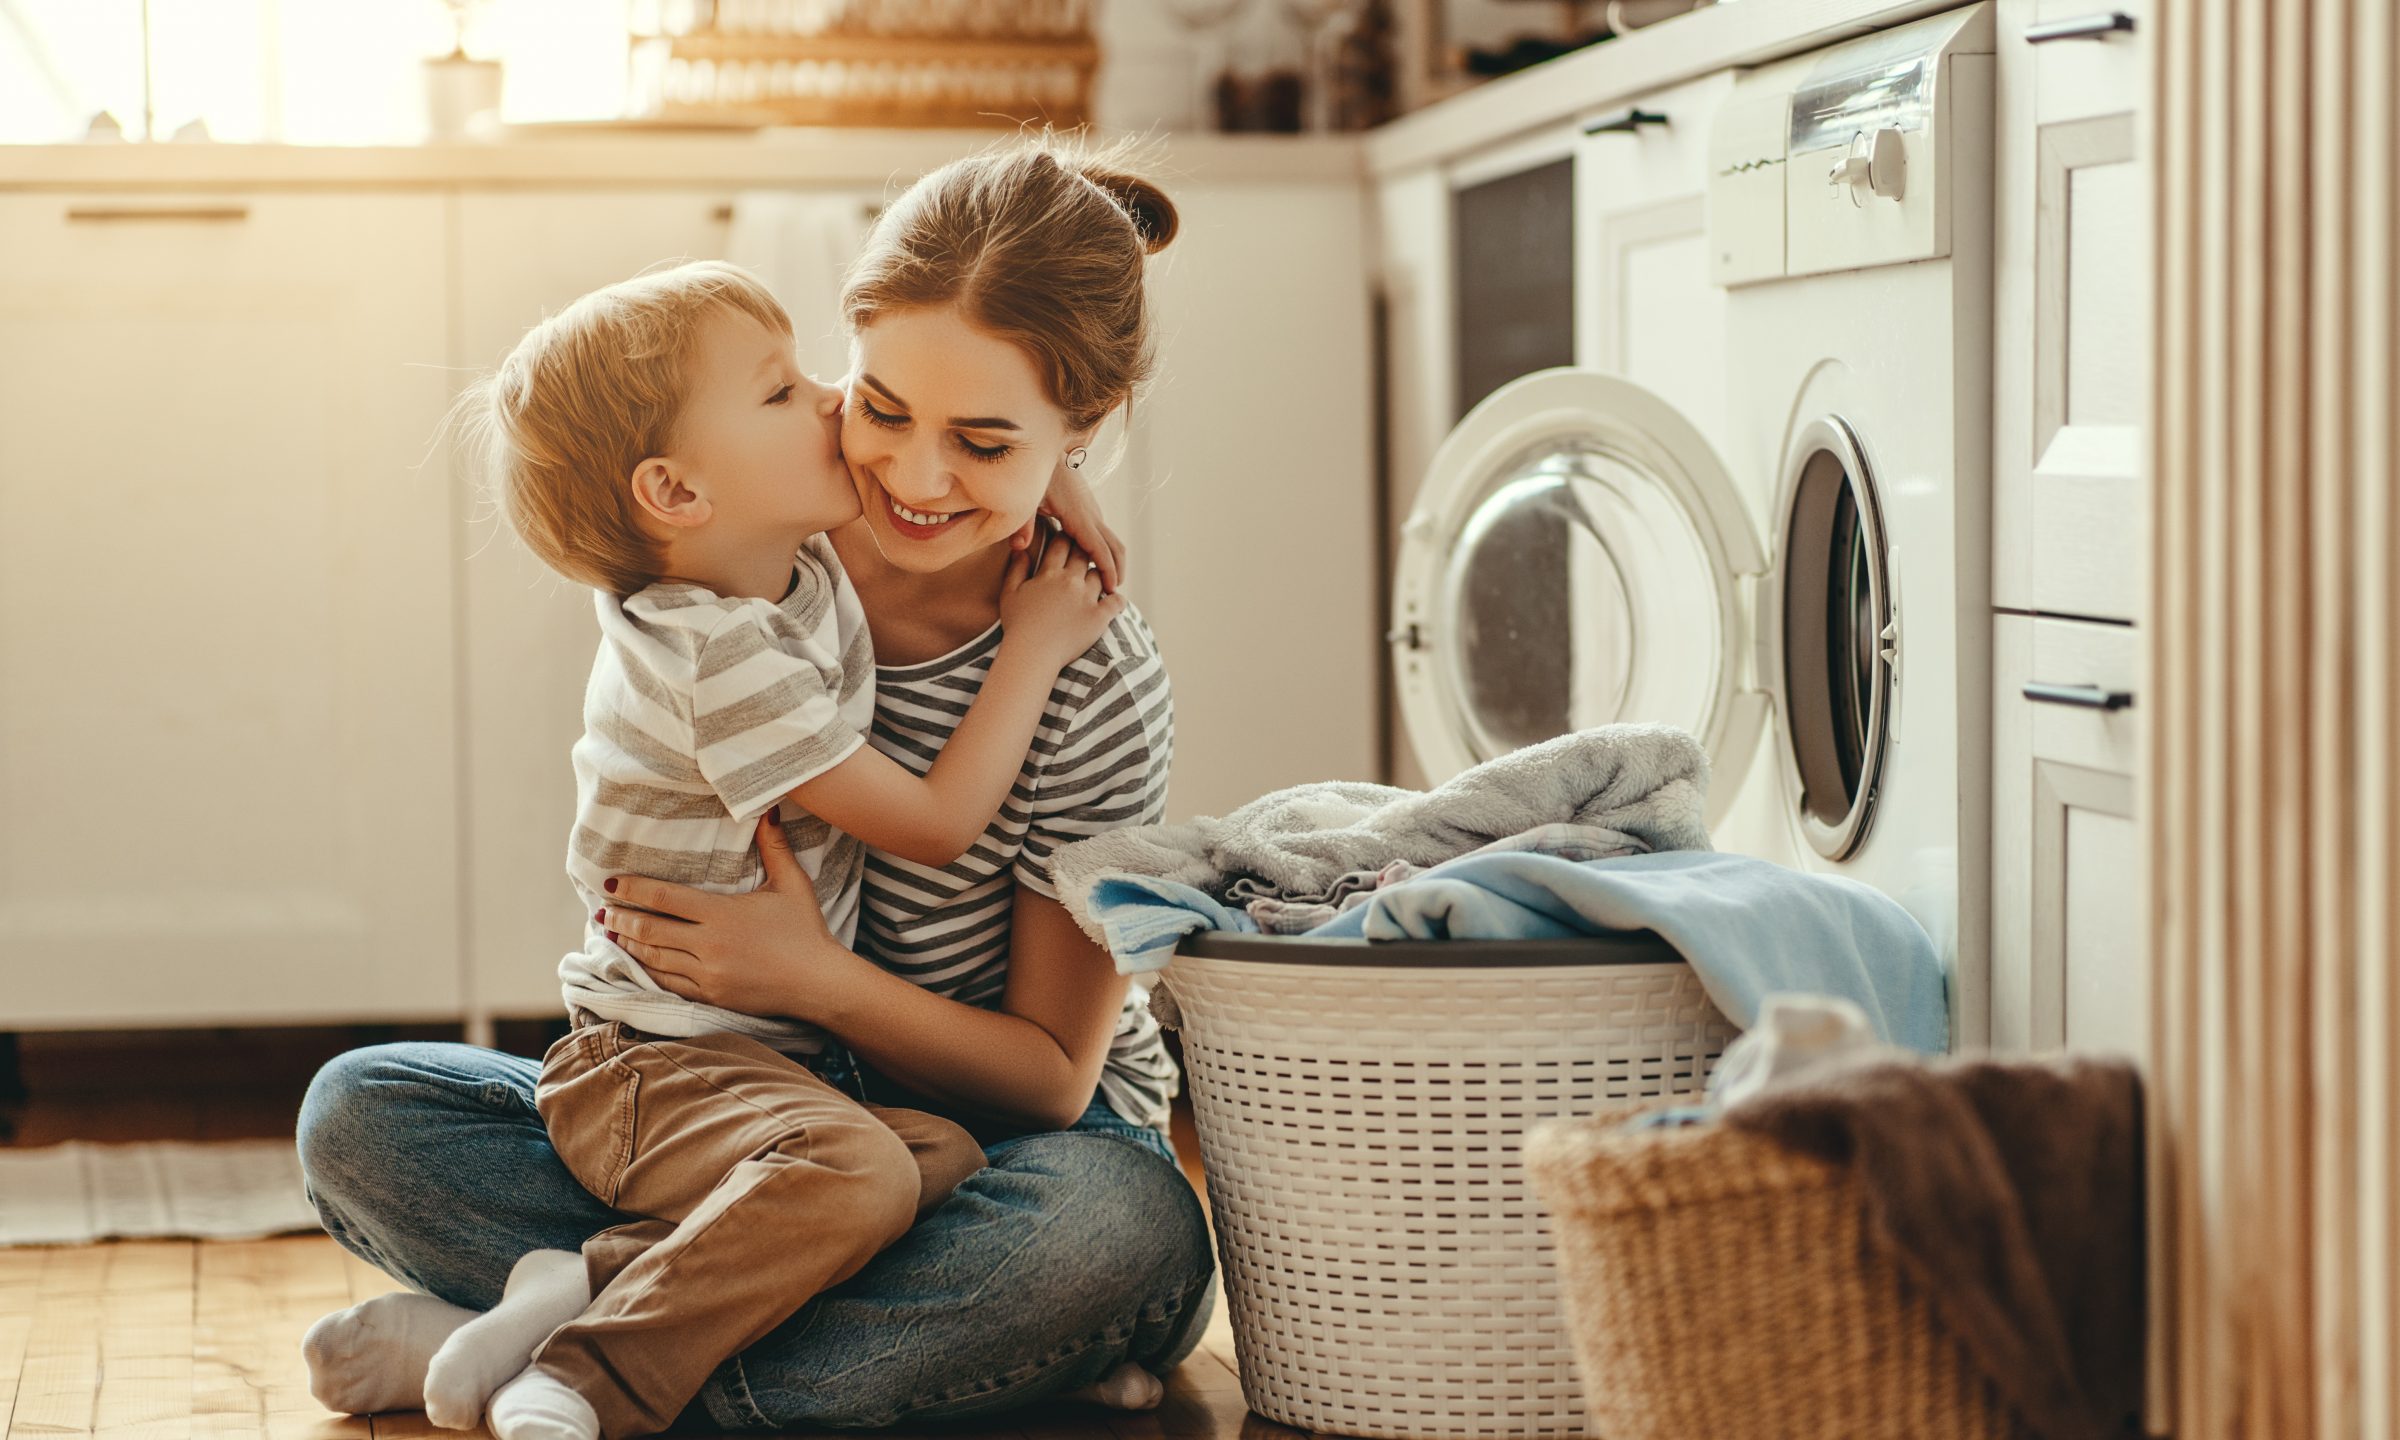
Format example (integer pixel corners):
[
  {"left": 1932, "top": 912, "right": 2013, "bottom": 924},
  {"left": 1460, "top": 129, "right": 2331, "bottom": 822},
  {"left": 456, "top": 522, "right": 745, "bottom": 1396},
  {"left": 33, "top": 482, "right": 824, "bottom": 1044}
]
[
  {"left": 1769, "top": 416, "right": 1895, "bottom": 860},
  {"left": 1394, "top": 368, "right": 1769, "bottom": 818}
]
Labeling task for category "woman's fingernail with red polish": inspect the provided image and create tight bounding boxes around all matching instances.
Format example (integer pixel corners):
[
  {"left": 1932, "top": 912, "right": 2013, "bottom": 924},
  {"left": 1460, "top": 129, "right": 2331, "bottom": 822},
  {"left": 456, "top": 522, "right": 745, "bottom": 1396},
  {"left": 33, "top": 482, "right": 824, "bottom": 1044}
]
[
  {"left": 607, "top": 931, "right": 618, "bottom": 944},
  {"left": 604, "top": 878, "right": 617, "bottom": 893}
]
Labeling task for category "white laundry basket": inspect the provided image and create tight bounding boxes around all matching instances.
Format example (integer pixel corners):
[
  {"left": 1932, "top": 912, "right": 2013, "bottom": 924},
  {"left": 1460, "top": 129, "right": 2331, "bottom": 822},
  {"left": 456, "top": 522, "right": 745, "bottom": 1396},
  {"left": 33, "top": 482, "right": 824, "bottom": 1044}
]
[{"left": 1165, "top": 932, "right": 1739, "bottom": 1440}]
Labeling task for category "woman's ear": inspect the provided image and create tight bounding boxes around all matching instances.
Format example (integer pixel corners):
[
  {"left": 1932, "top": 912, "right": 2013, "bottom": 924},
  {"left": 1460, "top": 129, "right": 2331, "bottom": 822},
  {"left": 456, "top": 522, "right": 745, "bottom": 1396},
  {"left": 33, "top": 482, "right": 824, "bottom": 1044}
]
[{"left": 629, "top": 457, "right": 710, "bottom": 529}]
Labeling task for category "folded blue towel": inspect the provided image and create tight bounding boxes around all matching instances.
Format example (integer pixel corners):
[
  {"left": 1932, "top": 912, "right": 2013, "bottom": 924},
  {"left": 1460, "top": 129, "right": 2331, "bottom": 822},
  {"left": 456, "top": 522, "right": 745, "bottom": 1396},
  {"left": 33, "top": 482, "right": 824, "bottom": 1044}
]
[
  {"left": 1306, "top": 850, "right": 1947, "bottom": 1051},
  {"left": 1084, "top": 874, "right": 1260, "bottom": 973}
]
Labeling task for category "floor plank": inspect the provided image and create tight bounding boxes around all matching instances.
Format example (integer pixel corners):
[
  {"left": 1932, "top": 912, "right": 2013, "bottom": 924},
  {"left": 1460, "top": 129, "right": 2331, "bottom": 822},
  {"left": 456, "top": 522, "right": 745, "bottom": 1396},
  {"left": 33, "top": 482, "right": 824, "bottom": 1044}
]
[
  {"left": 10, "top": 1246, "right": 108, "bottom": 1440},
  {"left": 93, "top": 1243, "right": 195, "bottom": 1439},
  {"left": 0, "top": 1250, "right": 41, "bottom": 1437},
  {"left": 193, "top": 1239, "right": 367, "bottom": 1440}
]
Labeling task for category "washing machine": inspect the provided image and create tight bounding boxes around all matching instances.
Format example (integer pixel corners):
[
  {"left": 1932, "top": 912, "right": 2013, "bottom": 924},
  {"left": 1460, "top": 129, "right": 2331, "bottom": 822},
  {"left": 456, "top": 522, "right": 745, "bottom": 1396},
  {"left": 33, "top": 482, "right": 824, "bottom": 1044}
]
[{"left": 1389, "top": 5, "right": 1995, "bottom": 1040}]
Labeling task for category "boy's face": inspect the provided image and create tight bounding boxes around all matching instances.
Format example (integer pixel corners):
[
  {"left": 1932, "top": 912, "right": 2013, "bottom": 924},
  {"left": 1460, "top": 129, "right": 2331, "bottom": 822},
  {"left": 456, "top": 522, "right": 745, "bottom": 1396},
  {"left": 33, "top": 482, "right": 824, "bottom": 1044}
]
[{"left": 669, "top": 309, "right": 859, "bottom": 544}]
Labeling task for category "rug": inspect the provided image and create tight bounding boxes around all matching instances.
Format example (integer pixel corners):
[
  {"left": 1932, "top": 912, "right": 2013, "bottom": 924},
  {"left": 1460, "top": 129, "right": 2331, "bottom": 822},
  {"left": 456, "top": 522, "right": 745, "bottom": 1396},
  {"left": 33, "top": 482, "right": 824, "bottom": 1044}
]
[{"left": 0, "top": 1139, "right": 324, "bottom": 1246}]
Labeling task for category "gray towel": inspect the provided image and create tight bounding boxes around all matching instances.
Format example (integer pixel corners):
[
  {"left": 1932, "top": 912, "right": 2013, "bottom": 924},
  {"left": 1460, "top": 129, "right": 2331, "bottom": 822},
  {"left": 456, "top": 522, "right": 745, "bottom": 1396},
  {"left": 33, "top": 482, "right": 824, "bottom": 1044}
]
[{"left": 1053, "top": 724, "right": 1711, "bottom": 944}]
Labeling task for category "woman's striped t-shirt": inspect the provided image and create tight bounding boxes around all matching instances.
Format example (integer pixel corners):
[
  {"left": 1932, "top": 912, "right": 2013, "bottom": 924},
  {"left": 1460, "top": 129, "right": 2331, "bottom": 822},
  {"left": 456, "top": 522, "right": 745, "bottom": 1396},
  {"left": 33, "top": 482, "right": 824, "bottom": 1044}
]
[{"left": 858, "top": 604, "right": 1180, "bottom": 1131}]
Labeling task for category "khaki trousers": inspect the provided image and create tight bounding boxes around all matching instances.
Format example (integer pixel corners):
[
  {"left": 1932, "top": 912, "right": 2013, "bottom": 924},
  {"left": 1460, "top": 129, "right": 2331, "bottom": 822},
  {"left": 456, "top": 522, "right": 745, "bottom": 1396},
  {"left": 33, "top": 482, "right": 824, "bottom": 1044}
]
[{"left": 531, "top": 1022, "right": 985, "bottom": 1439}]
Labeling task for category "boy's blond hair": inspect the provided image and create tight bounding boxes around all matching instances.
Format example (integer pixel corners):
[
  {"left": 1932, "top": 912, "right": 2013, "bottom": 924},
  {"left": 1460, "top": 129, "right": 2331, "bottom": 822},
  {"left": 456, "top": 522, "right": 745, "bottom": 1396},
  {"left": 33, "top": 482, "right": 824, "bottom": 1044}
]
[{"left": 461, "top": 261, "right": 794, "bottom": 596}]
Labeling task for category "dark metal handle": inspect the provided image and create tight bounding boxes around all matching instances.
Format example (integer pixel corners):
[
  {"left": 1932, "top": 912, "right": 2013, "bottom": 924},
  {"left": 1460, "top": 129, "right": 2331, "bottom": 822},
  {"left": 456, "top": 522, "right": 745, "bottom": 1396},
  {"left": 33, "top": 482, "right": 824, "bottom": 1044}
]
[
  {"left": 2025, "top": 11, "right": 2136, "bottom": 43},
  {"left": 2023, "top": 682, "right": 2135, "bottom": 711},
  {"left": 1584, "top": 107, "right": 1669, "bottom": 135}
]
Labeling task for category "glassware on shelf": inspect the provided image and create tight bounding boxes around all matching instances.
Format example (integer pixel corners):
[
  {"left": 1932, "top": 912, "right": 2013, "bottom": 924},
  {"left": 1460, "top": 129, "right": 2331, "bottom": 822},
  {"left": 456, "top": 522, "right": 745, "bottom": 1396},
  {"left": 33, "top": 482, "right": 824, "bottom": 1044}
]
[
  {"left": 1277, "top": 0, "right": 1359, "bottom": 132},
  {"left": 1162, "top": 0, "right": 1253, "bottom": 131}
]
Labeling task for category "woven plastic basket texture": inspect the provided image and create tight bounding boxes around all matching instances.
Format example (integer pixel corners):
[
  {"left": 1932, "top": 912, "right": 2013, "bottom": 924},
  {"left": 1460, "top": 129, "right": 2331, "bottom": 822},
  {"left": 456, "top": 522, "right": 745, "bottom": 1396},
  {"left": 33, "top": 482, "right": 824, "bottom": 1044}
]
[{"left": 1167, "top": 945, "right": 1737, "bottom": 1439}]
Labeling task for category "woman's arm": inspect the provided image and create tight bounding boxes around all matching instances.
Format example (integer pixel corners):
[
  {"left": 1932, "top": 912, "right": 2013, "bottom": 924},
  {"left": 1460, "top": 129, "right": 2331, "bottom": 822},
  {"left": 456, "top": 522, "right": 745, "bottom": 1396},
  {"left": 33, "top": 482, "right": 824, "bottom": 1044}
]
[
  {"left": 822, "top": 888, "right": 1127, "bottom": 1132},
  {"left": 601, "top": 815, "right": 1126, "bottom": 1133}
]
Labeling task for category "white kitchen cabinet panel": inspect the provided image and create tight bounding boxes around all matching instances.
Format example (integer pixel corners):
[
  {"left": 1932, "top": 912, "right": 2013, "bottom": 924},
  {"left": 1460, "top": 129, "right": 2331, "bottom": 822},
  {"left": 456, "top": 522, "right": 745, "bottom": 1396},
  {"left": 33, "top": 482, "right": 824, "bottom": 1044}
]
[
  {"left": 454, "top": 190, "right": 750, "bottom": 1021},
  {"left": 0, "top": 192, "right": 460, "bottom": 1027},
  {"left": 1140, "top": 181, "right": 1378, "bottom": 820},
  {"left": 1993, "top": 0, "right": 2147, "bottom": 620},
  {"left": 1572, "top": 68, "right": 1734, "bottom": 445},
  {"left": 1990, "top": 613, "right": 2144, "bottom": 1058}
]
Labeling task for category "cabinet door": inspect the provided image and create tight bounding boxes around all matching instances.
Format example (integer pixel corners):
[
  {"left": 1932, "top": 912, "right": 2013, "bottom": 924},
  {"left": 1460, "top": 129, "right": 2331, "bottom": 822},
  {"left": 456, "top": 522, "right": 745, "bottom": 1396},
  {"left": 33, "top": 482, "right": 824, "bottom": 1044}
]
[
  {"left": 454, "top": 191, "right": 749, "bottom": 1020},
  {"left": 1990, "top": 614, "right": 2144, "bottom": 1057},
  {"left": 1993, "top": 0, "right": 2147, "bottom": 620},
  {"left": 0, "top": 193, "right": 458, "bottom": 1027},
  {"left": 1141, "top": 181, "right": 1377, "bottom": 819},
  {"left": 1573, "top": 70, "right": 1734, "bottom": 445}
]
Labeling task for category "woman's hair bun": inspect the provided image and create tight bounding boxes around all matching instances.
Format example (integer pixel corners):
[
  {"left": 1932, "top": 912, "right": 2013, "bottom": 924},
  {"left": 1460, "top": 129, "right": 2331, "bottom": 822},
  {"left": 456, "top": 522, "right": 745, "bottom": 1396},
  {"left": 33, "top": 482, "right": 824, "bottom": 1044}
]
[{"left": 1081, "top": 165, "right": 1179, "bottom": 256}]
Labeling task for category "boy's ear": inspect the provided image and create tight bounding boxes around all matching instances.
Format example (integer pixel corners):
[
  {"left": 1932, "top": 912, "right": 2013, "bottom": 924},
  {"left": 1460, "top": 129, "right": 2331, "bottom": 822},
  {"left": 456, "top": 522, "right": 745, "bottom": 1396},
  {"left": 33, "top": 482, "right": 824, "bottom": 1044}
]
[{"left": 629, "top": 457, "right": 710, "bottom": 529}]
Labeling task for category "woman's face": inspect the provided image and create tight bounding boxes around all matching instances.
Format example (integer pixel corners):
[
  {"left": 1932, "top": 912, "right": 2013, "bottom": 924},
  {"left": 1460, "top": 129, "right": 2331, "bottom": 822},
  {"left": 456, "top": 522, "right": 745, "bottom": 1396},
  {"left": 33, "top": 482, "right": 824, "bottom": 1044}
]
[{"left": 841, "top": 304, "right": 1080, "bottom": 573}]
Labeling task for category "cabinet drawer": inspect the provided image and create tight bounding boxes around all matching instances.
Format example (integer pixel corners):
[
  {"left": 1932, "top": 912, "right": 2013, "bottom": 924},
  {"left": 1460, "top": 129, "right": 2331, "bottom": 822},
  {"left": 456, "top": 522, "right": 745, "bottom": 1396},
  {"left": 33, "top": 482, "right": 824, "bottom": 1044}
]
[
  {"left": 1993, "top": 0, "right": 2147, "bottom": 621},
  {"left": 2028, "top": 0, "right": 2145, "bottom": 121},
  {"left": 2026, "top": 615, "right": 2139, "bottom": 773},
  {"left": 1990, "top": 614, "right": 2144, "bottom": 1059},
  {"left": 1572, "top": 70, "right": 1733, "bottom": 441}
]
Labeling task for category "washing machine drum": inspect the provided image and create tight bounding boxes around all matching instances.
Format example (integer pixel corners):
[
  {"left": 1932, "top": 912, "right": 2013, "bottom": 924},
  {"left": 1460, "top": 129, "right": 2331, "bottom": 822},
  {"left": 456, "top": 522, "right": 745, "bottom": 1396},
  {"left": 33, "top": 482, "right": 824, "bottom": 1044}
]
[{"left": 1391, "top": 368, "right": 1894, "bottom": 855}]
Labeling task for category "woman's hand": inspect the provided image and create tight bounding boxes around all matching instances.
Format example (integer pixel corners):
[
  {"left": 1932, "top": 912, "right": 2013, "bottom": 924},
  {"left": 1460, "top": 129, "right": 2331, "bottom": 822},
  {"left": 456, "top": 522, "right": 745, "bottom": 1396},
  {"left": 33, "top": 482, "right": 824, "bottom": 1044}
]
[{"left": 598, "top": 813, "right": 861, "bottom": 1024}]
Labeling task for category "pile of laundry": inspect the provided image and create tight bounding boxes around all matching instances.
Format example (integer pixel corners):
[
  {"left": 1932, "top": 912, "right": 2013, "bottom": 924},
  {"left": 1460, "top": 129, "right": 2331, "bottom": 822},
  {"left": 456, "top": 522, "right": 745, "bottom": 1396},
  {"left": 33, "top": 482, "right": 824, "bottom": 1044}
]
[{"left": 1052, "top": 724, "right": 1948, "bottom": 1053}]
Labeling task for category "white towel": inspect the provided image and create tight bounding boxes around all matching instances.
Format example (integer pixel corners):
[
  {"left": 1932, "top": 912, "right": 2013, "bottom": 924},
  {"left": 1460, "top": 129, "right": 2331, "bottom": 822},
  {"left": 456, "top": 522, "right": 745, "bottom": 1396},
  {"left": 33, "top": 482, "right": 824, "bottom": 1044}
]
[
  {"left": 724, "top": 190, "right": 877, "bottom": 382},
  {"left": 1052, "top": 724, "right": 1713, "bottom": 944}
]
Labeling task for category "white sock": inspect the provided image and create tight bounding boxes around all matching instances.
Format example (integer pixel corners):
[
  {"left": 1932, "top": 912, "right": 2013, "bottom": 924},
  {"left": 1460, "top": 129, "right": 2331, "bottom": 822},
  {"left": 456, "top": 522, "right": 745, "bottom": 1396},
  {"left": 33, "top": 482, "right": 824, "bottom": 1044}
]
[
  {"left": 302, "top": 1290, "right": 478, "bottom": 1415},
  {"left": 488, "top": 1365, "right": 601, "bottom": 1440},
  {"left": 422, "top": 1249, "right": 593, "bottom": 1431},
  {"left": 1070, "top": 1361, "right": 1165, "bottom": 1411}
]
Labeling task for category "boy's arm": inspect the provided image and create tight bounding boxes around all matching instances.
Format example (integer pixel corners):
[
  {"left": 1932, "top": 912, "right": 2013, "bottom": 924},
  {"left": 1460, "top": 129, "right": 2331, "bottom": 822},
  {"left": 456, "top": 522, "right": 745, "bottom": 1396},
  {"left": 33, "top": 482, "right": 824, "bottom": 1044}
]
[
  {"left": 787, "top": 539, "right": 1122, "bottom": 867},
  {"left": 782, "top": 638, "right": 1064, "bottom": 867}
]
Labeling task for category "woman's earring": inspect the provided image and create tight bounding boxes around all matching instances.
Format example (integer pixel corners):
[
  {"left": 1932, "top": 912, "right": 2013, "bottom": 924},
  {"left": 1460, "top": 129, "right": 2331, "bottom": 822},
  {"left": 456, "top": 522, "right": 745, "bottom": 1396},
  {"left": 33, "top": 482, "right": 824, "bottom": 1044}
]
[{"left": 1066, "top": 446, "right": 1088, "bottom": 471}]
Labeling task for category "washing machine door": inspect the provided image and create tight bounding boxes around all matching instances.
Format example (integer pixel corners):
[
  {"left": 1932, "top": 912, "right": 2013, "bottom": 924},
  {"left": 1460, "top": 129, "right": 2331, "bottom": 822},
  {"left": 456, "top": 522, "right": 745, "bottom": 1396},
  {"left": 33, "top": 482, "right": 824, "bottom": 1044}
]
[{"left": 1392, "top": 368, "right": 1770, "bottom": 823}]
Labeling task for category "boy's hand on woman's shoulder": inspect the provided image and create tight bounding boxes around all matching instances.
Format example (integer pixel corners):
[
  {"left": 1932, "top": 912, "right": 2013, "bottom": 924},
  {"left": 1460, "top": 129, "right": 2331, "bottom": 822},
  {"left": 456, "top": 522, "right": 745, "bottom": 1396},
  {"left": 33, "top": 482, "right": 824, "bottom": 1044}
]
[{"left": 1000, "top": 533, "right": 1125, "bottom": 668}]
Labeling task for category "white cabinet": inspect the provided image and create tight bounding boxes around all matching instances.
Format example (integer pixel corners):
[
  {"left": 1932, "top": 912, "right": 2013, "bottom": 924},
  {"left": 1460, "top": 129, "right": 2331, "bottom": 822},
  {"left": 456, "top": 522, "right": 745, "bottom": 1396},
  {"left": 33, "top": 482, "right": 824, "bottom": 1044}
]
[
  {"left": 1990, "top": 614, "right": 2144, "bottom": 1058},
  {"left": 454, "top": 191, "right": 748, "bottom": 1021},
  {"left": 1992, "top": 0, "right": 2147, "bottom": 621},
  {"left": 1572, "top": 69, "right": 1734, "bottom": 444},
  {"left": 0, "top": 193, "right": 461, "bottom": 1027},
  {"left": 1136, "top": 181, "right": 1378, "bottom": 820}
]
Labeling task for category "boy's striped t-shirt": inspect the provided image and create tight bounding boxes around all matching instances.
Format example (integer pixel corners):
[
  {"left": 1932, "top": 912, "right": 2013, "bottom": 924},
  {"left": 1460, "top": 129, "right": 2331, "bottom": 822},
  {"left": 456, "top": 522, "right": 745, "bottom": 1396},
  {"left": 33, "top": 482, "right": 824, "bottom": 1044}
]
[
  {"left": 861, "top": 605, "right": 1182, "bottom": 1131},
  {"left": 557, "top": 536, "right": 875, "bottom": 1057}
]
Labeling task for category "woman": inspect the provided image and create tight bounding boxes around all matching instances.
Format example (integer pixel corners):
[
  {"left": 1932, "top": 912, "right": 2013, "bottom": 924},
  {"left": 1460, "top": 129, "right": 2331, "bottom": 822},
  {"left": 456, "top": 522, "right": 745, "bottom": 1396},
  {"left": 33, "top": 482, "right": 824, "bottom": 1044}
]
[{"left": 295, "top": 140, "right": 1217, "bottom": 1431}]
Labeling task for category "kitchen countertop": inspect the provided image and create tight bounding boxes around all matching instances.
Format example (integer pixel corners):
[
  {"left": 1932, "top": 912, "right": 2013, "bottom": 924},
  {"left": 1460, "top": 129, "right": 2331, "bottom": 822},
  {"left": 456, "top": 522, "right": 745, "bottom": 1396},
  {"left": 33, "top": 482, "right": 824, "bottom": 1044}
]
[
  {"left": 1366, "top": 0, "right": 1977, "bottom": 175},
  {"left": 0, "top": 128, "right": 1362, "bottom": 191}
]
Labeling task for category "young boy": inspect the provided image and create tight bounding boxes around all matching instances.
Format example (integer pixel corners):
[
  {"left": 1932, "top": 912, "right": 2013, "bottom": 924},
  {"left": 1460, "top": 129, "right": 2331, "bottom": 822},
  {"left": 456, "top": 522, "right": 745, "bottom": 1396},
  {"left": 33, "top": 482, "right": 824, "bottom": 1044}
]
[{"left": 410, "top": 261, "right": 1124, "bottom": 1440}]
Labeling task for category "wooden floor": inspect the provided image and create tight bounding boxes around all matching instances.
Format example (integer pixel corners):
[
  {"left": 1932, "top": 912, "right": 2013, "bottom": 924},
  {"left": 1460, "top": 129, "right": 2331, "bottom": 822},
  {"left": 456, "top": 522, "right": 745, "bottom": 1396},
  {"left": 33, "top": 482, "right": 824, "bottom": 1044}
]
[{"left": 0, "top": 1027, "right": 1292, "bottom": 1440}]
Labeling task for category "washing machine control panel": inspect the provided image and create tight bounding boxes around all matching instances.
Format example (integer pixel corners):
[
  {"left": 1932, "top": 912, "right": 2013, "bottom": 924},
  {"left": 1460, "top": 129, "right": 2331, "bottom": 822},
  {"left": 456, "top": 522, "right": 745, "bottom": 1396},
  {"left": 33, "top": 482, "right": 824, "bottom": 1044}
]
[{"left": 1709, "top": 4, "right": 1994, "bottom": 285}]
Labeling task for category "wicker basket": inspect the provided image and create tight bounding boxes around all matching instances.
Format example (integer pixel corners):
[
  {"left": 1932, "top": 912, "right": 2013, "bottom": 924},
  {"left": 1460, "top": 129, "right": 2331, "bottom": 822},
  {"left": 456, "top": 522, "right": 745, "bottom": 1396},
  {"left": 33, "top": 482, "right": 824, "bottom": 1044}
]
[
  {"left": 629, "top": 0, "right": 1096, "bottom": 129},
  {"left": 1522, "top": 1102, "right": 2036, "bottom": 1440},
  {"left": 1166, "top": 933, "right": 1739, "bottom": 1439}
]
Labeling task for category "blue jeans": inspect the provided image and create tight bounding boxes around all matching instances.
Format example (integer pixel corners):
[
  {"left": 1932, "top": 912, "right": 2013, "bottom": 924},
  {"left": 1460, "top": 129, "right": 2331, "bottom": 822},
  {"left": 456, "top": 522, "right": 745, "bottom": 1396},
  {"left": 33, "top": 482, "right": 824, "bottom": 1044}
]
[{"left": 296, "top": 1042, "right": 1219, "bottom": 1430}]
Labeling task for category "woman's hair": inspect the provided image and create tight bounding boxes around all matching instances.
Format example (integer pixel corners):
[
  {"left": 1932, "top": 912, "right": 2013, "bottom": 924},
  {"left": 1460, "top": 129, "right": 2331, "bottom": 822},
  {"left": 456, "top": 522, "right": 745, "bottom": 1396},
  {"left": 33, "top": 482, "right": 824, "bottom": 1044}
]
[
  {"left": 840, "top": 136, "right": 1178, "bottom": 435},
  {"left": 457, "top": 260, "right": 793, "bottom": 596}
]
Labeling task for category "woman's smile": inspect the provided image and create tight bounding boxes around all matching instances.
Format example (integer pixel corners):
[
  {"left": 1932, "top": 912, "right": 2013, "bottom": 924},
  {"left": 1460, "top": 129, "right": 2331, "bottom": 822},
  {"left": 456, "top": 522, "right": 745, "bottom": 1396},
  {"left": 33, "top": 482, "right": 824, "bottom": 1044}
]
[{"left": 867, "top": 473, "right": 979, "bottom": 541}]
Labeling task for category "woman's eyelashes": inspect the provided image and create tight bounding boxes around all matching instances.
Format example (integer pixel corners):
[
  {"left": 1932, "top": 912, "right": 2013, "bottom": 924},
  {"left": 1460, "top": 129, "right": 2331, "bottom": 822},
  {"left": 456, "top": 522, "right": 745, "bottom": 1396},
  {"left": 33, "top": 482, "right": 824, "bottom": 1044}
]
[{"left": 853, "top": 393, "right": 1015, "bottom": 464}]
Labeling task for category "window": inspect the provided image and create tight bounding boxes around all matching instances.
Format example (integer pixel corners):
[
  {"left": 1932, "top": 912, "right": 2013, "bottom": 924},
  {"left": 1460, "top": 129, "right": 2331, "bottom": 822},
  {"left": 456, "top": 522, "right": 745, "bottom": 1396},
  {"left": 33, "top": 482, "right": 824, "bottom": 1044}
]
[{"left": 0, "top": 0, "right": 629, "bottom": 144}]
